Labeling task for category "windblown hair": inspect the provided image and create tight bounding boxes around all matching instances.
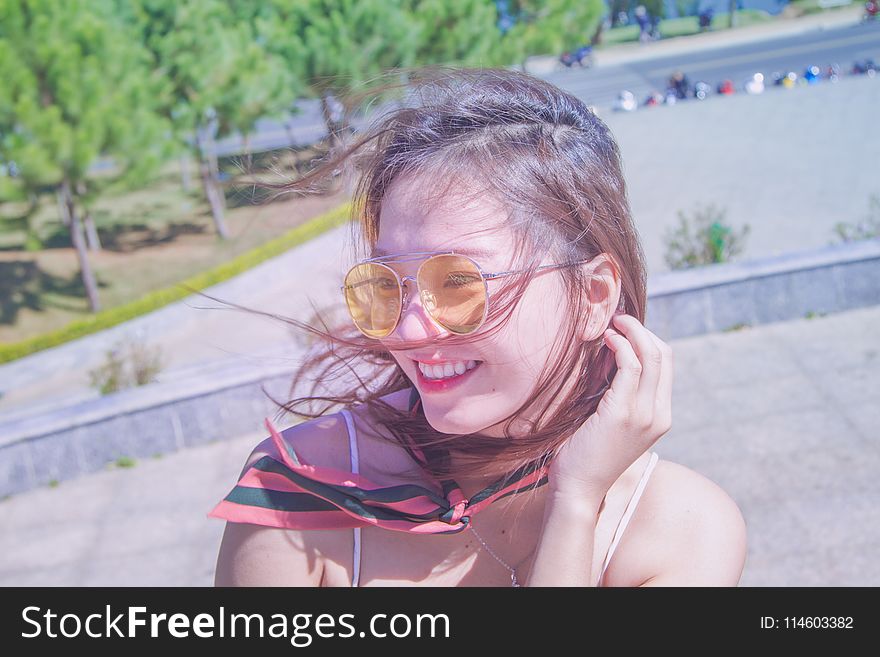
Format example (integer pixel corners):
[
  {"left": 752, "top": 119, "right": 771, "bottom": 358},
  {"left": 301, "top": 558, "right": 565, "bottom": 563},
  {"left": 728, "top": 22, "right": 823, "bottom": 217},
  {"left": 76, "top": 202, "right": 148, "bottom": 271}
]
[{"left": 199, "top": 66, "right": 646, "bottom": 492}]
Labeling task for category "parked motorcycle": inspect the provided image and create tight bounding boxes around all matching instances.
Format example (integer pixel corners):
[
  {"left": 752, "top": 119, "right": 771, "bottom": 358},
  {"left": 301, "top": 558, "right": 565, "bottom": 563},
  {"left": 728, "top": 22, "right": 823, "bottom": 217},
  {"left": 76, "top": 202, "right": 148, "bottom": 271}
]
[
  {"left": 744, "top": 72, "right": 765, "bottom": 94},
  {"left": 693, "top": 81, "right": 711, "bottom": 100},
  {"left": 824, "top": 63, "right": 842, "bottom": 83},
  {"left": 613, "top": 90, "right": 638, "bottom": 112},
  {"left": 803, "top": 65, "right": 822, "bottom": 85},
  {"left": 716, "top": 79, "right": 735, "bottom": 95},
  {"left": 649, "top": 16, "right": 662, "bottom": 41},
  {"left": 642, "top": 91, "right": 665, "bottom": 107},
  {"left": 560, "top": 45, "right": 594, "bottom": 68},
  {"left": 851, "top": 58, "right": 877, "bottom": 77},
  {"left": 771, "top": 71, "right": 798, "bottom": 88}
]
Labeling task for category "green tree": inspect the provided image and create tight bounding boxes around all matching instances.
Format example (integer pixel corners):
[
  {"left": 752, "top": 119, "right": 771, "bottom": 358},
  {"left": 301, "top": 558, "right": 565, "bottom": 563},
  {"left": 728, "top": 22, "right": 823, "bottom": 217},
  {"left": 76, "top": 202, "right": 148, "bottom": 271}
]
[
  {"left": 124, "top": 0, "right": 298, "bottom": 238},
  {"left": 642, "top": 0, "right": 666, "bottom": 22},
  {"left": 500, "top": 0, "right": 606, "bottom": 64},
  {"left": 404, "top": 0, "right": 506, "bottom": 67},
  {"left": 253, "top": 0, "right": 421, "bottom": 147},
  {"left": 0, "top": 0, "right": 170, "bottom": 312}
]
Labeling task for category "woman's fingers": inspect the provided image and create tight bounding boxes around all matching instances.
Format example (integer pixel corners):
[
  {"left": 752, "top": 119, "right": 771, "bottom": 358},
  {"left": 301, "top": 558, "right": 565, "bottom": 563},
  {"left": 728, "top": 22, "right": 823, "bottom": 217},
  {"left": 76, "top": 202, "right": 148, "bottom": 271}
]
[
  {"left": 611, "top": 314, "right": 662, "bottom": 411},
  {"left": 644, "top": 327, "right": 674, "bottom": 432},
  {"left": 603, "top": 326, "right": 642, "bottom": 407}
]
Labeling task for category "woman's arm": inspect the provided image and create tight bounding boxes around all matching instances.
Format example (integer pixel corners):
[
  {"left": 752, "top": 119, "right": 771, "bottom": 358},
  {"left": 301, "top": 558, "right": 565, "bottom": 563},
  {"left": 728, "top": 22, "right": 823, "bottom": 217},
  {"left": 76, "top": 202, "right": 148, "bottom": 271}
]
[
  {"left": 525, "top": 489, "right": 605, "bottom": 586},
  {"left": 214, "top": 522, "right": 325, "bottom": 587},
  {"left": 527, "top": 460, "right": 748, "bottom": 587},
  {"left": 632, "top": 463, "right": 748, "bottom": 587},
  {"left": 213, "top": 418, "right": 352, "bottom": 587},
  {"left": 528, "top": 314, "right": 673, "bottom": 586}
]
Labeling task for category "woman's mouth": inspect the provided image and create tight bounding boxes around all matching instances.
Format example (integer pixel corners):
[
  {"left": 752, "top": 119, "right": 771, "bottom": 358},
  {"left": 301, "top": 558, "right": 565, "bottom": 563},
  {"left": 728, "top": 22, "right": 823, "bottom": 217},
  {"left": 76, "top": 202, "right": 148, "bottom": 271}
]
[{"left": 414, "top": 359, "right": 483, "bottom": 393}]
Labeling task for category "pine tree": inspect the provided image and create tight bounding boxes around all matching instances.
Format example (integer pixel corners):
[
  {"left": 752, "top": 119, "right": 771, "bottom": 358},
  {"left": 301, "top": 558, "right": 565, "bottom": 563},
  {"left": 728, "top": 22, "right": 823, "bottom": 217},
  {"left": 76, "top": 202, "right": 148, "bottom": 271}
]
[
  {"left": 501, "top": 0, "right": 606, "bottom": 64},
  {"left": 124, "top": 0, "right": 297, "bottom": 238},
  {"left": 254, "top": 0, "right": 421, "bottom": 148},
  {"left": 0, "top": 0, "right": 170, "bottom": 312},
  {"left": 403, "top": 0, "right": 506, "bottom": 67}
]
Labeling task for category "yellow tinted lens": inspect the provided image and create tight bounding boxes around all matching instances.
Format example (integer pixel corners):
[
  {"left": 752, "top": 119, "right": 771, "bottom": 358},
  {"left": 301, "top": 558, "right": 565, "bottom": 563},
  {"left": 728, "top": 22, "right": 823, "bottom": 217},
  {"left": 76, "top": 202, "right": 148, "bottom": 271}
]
[
  {"left": 419, "top": 255, "right": 486, "bottom": 334},
  {"left": 343, "top": 263, "right": 400, "bottom": 337}
]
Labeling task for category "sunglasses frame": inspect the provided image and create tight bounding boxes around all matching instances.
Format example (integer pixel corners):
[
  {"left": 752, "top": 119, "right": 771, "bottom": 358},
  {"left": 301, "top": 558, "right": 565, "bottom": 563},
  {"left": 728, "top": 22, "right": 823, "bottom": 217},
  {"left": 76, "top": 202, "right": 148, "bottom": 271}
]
[{"left": 339, "top": 250, "right": 591, "bottom": 338}]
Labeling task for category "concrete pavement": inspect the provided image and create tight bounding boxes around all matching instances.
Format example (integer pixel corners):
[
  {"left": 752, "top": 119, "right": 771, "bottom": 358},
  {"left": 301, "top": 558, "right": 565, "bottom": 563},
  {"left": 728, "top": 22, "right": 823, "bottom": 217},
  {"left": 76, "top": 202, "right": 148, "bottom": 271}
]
[
  {"left": 524, "top": 4, "right": 868, "bottom": 74},
  {"left": 1, "top": 303, "right": 876, "bottom": 586}
]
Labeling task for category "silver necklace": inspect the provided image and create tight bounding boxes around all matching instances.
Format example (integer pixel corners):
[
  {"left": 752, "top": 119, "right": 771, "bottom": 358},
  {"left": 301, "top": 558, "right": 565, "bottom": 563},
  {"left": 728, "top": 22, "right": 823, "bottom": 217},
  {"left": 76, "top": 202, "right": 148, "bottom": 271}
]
[{"left": 468, "top": 523, "right": 522, "bottom": 587}]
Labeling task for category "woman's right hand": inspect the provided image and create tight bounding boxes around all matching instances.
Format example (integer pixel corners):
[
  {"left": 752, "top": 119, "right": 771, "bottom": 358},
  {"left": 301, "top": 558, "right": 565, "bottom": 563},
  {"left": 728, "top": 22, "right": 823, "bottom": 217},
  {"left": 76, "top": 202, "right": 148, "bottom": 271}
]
[{"left": 547, "top": 313, "right": 673, "bottom": 503}]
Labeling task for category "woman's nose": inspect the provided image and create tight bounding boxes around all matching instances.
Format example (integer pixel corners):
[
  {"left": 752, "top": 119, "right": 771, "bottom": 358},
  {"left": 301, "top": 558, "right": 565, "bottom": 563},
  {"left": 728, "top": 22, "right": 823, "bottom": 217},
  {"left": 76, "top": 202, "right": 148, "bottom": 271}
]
[{"left": 392, "top": 278, "right": 448, "bottom": 341}]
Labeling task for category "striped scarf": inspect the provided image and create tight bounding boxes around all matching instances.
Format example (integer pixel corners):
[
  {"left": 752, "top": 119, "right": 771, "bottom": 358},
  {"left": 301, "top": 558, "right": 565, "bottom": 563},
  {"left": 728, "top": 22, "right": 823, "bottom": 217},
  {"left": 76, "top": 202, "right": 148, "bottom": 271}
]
[{"left": 208, "top": 388, "right": 550, "bottom": 535}]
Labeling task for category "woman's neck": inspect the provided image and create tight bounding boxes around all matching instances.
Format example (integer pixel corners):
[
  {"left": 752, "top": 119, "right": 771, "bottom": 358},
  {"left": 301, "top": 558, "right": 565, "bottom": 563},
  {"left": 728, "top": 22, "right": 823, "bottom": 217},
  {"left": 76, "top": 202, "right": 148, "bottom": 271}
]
[{"left": 448, "top": 459, "right": 549, "bottom": 514}]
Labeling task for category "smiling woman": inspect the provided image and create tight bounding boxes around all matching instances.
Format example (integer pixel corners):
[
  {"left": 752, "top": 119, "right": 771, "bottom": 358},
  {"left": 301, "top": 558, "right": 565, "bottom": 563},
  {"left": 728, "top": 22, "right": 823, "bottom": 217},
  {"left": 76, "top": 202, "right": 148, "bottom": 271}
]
[{"left": 207, "top": 65, "right": 746, "bottom": 588}]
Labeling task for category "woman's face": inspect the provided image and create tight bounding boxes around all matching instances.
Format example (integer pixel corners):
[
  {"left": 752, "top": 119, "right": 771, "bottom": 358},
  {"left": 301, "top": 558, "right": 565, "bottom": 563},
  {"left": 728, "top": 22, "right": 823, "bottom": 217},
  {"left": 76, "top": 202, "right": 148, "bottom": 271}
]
[{"left": 374, "top": 174, "right": 573, "bottom": 438}]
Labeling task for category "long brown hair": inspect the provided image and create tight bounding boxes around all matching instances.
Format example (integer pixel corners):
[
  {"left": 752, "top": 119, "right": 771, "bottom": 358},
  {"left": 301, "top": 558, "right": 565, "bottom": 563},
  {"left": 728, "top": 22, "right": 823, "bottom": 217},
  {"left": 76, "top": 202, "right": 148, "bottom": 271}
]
[{"left": 196, "top": 66, "right": 646, "bottom": 493}]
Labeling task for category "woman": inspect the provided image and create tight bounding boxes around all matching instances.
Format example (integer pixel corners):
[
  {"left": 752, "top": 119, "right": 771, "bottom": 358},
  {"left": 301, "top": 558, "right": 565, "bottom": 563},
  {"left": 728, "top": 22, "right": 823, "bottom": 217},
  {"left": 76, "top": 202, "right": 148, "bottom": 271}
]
[{"left": 210, "top": 67, "right": 747, "bottom": 587}]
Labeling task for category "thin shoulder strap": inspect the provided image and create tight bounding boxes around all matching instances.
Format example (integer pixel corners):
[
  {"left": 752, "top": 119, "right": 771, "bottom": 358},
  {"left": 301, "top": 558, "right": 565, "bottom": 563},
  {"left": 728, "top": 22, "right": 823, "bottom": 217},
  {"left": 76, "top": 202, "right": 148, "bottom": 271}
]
[
  {"left": 339, "top": 409, "right": 361, "bottom": 588},
  {"left": 598, "top": 451, "right": 659, "bottom": 586}
]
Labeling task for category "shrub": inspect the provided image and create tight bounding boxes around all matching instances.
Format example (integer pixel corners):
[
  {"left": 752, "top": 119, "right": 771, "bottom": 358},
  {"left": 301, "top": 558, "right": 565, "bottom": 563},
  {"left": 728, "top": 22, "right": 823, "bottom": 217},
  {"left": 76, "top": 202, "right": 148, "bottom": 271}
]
[
  {"left": 88, "top": 342, "right": 129, "bottom": 395},
  {"left": 664, "top": 203, "right": 750, "bottom": 269},
  {"left": 87, "top": 333, "right": 163, "bottom": 395},
  {"left": 832, "top": 194, "right": 880, "bottom": 243}
]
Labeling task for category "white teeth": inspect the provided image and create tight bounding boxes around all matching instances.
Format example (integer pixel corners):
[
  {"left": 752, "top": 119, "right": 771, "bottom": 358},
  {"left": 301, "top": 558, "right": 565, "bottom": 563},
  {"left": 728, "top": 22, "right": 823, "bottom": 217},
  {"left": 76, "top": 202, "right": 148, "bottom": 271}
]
[{"left": 417, "top": 359, "right": 480, "bottom": 380}]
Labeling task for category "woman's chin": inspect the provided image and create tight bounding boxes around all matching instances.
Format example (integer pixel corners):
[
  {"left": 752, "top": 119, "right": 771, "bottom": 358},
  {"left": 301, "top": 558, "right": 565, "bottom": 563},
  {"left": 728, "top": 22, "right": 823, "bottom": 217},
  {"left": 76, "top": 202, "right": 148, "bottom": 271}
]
[{"left": 421, "top": 405, "right": 508, "bottom": 438}]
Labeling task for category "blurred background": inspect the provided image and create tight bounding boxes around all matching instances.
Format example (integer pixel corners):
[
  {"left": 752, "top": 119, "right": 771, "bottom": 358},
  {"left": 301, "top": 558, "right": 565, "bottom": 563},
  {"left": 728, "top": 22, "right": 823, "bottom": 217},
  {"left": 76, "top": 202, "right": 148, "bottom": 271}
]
[{"left": 0, "top": 0, "right": 877, "bottom": 586}]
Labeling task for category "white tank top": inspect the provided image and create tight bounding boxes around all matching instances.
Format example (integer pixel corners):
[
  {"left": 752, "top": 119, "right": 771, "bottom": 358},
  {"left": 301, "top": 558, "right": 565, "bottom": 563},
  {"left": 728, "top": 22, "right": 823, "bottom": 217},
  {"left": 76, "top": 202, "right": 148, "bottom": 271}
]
[{"left": 338, "top": 408, "right": 659, "bottom": 588}]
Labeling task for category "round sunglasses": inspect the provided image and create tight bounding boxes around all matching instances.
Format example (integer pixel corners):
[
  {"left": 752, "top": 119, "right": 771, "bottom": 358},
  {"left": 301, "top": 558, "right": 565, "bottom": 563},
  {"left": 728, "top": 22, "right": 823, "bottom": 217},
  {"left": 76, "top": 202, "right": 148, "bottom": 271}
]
[{"left": 340, "top": 250, "right": 591, "bottom": 339}]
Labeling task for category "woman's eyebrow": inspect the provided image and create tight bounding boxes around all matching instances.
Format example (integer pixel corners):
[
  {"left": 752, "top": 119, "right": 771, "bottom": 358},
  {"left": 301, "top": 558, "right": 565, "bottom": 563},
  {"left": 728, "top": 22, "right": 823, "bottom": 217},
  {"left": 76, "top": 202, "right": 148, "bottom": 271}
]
[{"left": 370, "top": 246, "right": 495, "bottom": 258}]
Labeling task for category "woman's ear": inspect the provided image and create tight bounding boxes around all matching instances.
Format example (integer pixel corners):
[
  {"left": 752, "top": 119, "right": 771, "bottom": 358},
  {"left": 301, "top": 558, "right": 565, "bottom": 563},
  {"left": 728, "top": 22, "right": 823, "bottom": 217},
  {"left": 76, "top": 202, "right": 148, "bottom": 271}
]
[{"left": 580, "top": 253, "right": 622, "bottom": 342}]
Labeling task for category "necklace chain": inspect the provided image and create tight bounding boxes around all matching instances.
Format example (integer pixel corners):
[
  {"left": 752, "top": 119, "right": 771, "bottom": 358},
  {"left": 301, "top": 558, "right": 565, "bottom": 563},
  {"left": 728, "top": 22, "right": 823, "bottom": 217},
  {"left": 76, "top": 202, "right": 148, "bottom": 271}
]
[{"left": 468, "top": 523, "right": 522, "bottom": 587}]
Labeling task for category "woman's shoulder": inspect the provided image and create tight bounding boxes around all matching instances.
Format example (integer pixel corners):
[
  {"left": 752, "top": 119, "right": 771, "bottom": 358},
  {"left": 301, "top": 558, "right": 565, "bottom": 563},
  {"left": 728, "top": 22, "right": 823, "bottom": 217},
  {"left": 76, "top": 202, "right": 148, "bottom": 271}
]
[
  {"left": 238, "top": 388, "right": 415, "bottom": 480},
  {"left": 216, "top": 389, "right": 418, "bottom": 587},
  {"left": 237, "top": 411, "right": 352, "bottom": 480},
  {"left": 215, "top": 411, "right": 354, "bottom": 587},
  {"left": 605, "top": 455, "right": 748, "bottom": 587}
]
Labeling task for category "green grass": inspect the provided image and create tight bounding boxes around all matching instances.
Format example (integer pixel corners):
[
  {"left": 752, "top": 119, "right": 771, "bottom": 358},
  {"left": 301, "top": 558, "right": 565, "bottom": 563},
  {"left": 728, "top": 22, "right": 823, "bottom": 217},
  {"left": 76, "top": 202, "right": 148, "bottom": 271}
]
[
  {"left": 0, "top": 165, "right": 196, "bottom": 250},
  {"left": 598, "top": 10, "right": 774, "bottom": 48},
  {"left": 0, "top": 201, "right": 352, "bottom": 364},
  {"left": 789, "top": 0, "right": 859, "bottom": 16},
  {"left": 723, "top": 322, "right": 751, "bottom": 332}
]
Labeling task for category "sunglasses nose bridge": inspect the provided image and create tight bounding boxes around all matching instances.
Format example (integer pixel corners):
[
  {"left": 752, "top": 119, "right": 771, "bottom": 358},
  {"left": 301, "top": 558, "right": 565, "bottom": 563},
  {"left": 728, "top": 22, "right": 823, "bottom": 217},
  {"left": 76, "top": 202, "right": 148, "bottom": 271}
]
[{"left": 398, "top": 274, "right": 417, "bottom": 313}]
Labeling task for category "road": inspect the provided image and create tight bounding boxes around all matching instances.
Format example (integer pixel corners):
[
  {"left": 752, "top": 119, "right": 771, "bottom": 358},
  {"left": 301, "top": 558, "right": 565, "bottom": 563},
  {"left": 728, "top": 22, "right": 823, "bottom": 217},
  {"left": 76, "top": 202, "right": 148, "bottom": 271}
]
[
  {"left": 211, "top": 19, "right": 880, "bottom": 157},
  {"left": 548, "top": 21, "right": 880, "bottom": 111}
]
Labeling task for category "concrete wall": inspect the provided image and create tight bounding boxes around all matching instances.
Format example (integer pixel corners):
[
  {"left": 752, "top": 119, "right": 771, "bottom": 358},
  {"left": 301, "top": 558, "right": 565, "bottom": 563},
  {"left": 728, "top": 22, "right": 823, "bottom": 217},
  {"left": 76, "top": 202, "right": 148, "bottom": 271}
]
[{"left": 1, "top": 239, "right": 877, "bottom": 498}]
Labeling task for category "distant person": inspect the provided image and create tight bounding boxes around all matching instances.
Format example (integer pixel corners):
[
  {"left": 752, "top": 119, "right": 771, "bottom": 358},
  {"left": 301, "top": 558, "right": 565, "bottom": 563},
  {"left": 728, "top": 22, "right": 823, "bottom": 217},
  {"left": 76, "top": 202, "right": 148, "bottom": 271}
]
[
  {"left": 698, "top": 6, "right": 714, "bottom": 31},
  {"left": 635, "top": 5, "right": 651, "bottom": 44},
  {"left": 668, "top": 70, "right": 691, "bottom": 99}
]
